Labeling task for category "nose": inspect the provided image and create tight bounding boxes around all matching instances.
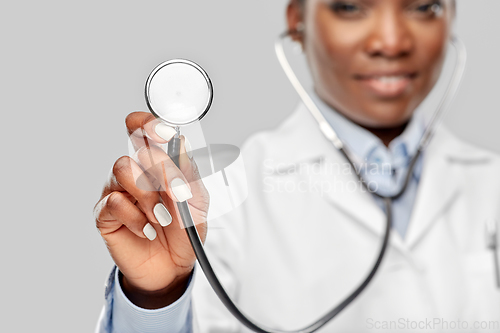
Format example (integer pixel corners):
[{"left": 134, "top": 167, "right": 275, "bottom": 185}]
[{"left": 364, "top": 9, "right": 414, "bottom": 59}]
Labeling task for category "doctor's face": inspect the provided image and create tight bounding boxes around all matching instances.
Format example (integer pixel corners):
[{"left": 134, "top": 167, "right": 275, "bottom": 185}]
[{"left": 288, "top": 0, "right": 454, "bottom": 128}]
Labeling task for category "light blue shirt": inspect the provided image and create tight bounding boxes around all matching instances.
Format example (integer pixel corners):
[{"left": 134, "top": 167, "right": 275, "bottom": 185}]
[
  {"left": 96, "top": 98, "right": 426, "bottom": 333},
  {"left": 310, "top": 91, "right": 425, "bottom": 238}
]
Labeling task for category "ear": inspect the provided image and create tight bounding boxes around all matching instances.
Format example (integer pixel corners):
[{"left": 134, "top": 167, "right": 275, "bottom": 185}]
[{"left": 286, "top": 0, "right": 304, "bottom": 44}]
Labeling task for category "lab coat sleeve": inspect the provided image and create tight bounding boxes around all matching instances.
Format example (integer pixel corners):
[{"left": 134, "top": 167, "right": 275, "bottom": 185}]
[{"left": 95, "top": 265, "right": 196, "bottom": 333}]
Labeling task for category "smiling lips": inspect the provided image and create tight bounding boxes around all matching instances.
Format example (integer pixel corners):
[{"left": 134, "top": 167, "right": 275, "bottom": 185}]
[{"left": 355, "top": 72, "right": 418, "bottom": 98}]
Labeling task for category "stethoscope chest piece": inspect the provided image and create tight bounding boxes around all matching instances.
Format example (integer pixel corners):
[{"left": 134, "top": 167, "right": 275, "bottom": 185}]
[{"left": 145, "top": 59, "right": 213, "bottom": 127}]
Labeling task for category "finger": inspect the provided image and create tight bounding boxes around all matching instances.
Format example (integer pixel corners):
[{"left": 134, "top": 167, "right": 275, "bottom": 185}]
[
  {"left": 110, "top": 156, "right": 175, "bottom": 228},
  {"left": 136, "top": 145, "right": 193, "bottom": 203},
  {"left": 101, "top": 156, "right": 150, "bottom": 200},
  {"left": 126, "top": 113, "right": 163, "bottom": 152},
  {"left": 135, "top": 136, "right": 209, "bottom": 229},
  {"left": 126, "top": 112, "right": 177, "bottom": 149},
  {"left": 95, "top": 191, "right": 157, "bottom": 241},
  {"left": 132, "top": 134, "right": 203, "bottom": 192}
]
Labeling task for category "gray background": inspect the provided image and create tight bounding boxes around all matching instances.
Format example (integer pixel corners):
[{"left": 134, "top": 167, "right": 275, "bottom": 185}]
[{"left": 0, "top": 1, "right": 498, "bottom": 332}]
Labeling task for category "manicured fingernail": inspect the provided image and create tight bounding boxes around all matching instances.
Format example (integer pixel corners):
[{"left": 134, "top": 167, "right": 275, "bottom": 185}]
[
  {"left": 154, "top": 203, "right": 172, "bottom": 227},
  {"left": 171, "top": 178, "right": 192, "bottom": 202},
  {"left": 143, "top": 223, "right": 157, "bottom": 241},
  {"left": 155, "top": 123, "right": 176, "bottom": 141},
  {"left": 184, "top": 137, "right": 193, "bottom": 159}
]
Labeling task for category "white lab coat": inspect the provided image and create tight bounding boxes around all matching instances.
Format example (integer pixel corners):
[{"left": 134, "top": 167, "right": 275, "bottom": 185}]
[{"left": 191, "top": 104, "right": 500, "bottom": 333}]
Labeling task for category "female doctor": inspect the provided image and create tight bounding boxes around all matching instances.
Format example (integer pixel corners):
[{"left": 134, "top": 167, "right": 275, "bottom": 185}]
[{"left": 95, "top": 0, "right": 500, "bottom": 332}]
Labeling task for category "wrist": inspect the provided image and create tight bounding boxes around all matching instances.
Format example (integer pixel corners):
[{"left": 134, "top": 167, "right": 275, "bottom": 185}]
[{"left": 119, "top": 269, "right": 193, "bottom": 310}]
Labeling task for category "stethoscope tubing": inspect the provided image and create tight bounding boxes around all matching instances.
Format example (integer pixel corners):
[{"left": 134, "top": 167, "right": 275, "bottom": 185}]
[
  {"left": 169, "top": 134, "right": 390, "bottom": 333},
  {"left": 166, "top": 31, "right": 467, "bottom": 333}
]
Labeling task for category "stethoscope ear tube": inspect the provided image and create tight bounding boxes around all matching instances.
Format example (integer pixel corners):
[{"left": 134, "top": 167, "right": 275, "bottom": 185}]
[{"left": 418, "top": 36, "right": 468, "bottom": 150}]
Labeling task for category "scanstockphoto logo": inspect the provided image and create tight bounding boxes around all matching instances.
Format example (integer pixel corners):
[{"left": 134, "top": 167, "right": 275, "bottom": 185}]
[
  {"left": 366, "top": 318, "right": 500, "bottom": 331},
  {"left": 261, "top": 158, "right": 392, "bottom": 195}
]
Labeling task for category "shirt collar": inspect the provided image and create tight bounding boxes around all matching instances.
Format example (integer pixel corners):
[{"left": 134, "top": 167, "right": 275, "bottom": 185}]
[{"left": 309, "top": 89, "right": 425, "bottom": 173}]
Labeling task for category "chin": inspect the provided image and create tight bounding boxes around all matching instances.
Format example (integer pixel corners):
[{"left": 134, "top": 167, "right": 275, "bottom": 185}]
[{"left": 358, "top": 102, "right": 415, "bottom": 129}]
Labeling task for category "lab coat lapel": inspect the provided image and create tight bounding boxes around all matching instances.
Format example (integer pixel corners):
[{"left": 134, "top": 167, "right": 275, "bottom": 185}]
[
  {"left": 405, "top": 127, "right": 463, "bottom": 249},
  {"left": 283, "top": 105, "right": 403, "bottom": 251},
  {"left": 318, "top": 162, "right": 393, "bottom": 243}
]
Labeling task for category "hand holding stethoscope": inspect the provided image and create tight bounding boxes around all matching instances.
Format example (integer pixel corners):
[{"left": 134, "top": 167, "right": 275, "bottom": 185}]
[{"left": 93, "top": 63, "right": 211, "bottom": 308}]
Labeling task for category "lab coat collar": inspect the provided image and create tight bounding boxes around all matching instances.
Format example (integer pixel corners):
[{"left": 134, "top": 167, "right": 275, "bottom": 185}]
[{"left": 273, "top": 103, "right": 490, "bottom": 253}]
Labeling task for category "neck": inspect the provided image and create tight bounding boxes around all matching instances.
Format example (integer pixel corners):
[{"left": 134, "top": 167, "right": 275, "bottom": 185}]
[
  {"left": 360, "top": 122, "right": 409, "bottom": 147},
  {"left": 313, "top": 91, "right": 410, "bottom": 147}
]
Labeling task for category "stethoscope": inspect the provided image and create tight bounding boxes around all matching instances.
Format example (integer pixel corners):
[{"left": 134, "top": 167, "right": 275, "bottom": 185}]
[{"left": 143, "top": 30, "right": 468, "bottom": 332}]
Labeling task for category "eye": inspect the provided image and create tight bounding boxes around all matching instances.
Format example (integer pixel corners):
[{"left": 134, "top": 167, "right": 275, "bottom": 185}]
[
  {"left": 331, "top": 3, "right": 359, "bottom": 13},
  {"left": 409, "top": 1, "right": 444, "bottom": 18},
  {"left": 329, "top": 1, "right": 365, "bottom": 18}
]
